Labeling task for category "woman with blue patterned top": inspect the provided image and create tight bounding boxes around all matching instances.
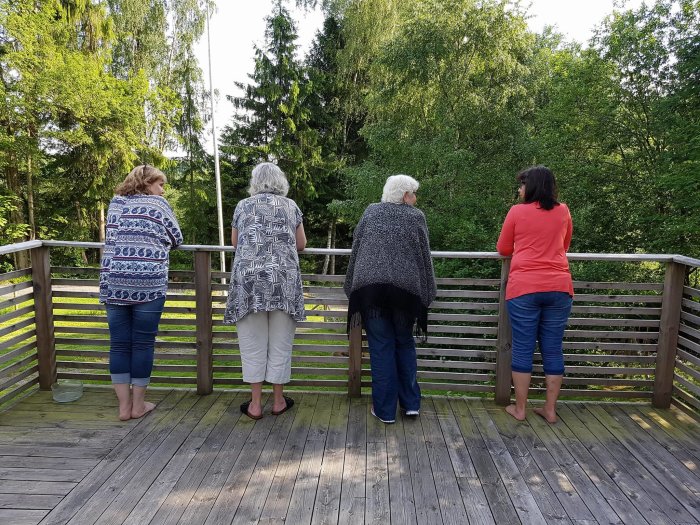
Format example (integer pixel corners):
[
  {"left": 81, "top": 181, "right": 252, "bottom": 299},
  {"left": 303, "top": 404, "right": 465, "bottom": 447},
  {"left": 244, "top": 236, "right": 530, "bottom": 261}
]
[
  {"left": 100, "top": 165, "right": 183, "bottom": 421},
  {"left": 224, "top": 163, "right": 307, "bottom": 420}
]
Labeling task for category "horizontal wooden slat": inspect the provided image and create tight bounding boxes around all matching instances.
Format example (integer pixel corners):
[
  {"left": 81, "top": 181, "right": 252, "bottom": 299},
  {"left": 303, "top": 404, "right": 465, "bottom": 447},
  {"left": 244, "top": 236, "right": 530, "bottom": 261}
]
[
  {"left": 56, "top": 372, "right": 195, "bottom": 385},
  {"left": 0, "top": 280, "right": 33, "bottom": 297},
  {"left": 0, "top": 305, "right": 35, "bottom": 325},
  {"left": 0, "top": 343, "right": 37, "bottom": 366},
  {"left": 572, "top": 281, "right": 663, "bottom": 291},
  {"left": 52, "top": 278, "right": 98, "bottom": 287},
  {"left": 57, "top": 361, "right": 198, "bottom": 373},
  {"left": 426, "top": 325, "right": 498, "bottom": 336},
  {"left": 672, "top": 386, "right": 700, "bottom": 411},
  {"left": 430, "top": 301, "right": 499, "bottom": 311},
  {"left": 435, "top": 290, "right": 500, "bottom": 299},
  {"left": 55, "top": 338, "right": 195, "bottom": 350},
  {"left": 427, "top": 313, "right": 497, "bottom": 323},
  {"left": 683, "top": 286, "right": 700, "bottom": 299},
  {"left": 566, "top": 317, "right": 660, "bottom": 328},
  {"left": 573, "top": 294, "right": 663, "bottom": 304},
  {"left": 682, "top": 298, "right": 700, "bottom": 313},
  {"left": 676, "top": 349, "right": 700, "bottom": 367},
  {"left": 533, "top": 365, "right": 654, "bottom": 375},
  {"left": 681, "top": 310, "right": 700, "bottom": 327},
  {"left": 0, "top": 365, "right": 38, "bottom": 391},
  {"left": 0, "top": 355, "right": 38, "bottom": 380},
  {"left": 0, "top": 330, "right": 37, "bottom": 352},
  {"left": 677, "top": 335, "right": 700, "bottom": 354},
  {"left": 561, "top": 342, "right": 657, "bottom": 352},
  {"left": 0, "top": 376, "right": 39, "bottom": 407},
  {"left": 679, "top": 323, "right": 700, "bottom": 340},
  {"left": 425, "top": 336, "right": 497, "bottom": 347},
  {"left": 0, "top": 294, "right": 34, "bottom": 311},
  {"left": 563, "top": 329, "right": 658, "bottom": 340},
  {"left": 413, "top": 382, "right": 494, "bottom": 393},
  {"left": 570, "top": 306, "right": 661, "bottom": 315},
  {"left": 0, "top": 268, "right": 32, "bottom": 282},
  {"left": 673, "top": 371, "right": 700, "bottom": 397},
  {"left": 544, "top": 388, "right": 652, "bottom": 399},
  {"left": 415, "top": 359, "right": 496, "bottom": 371},
  {"left": 0, "top": 317, "right": 35, "bottom": 338},
  {"left": 56, "top": 350, "right": 196, "bottom": 361}
]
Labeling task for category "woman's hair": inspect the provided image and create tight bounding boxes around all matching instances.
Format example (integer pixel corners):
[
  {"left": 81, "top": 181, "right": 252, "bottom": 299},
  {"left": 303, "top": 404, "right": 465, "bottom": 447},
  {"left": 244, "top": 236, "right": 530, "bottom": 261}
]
[
  {"left": 381, "top": 174, "right": 419, "bottom": 204},
  {"left": 115, "top": 165, "right": 167, "bottom": 196},
  {"left": 517, "top": 165, "right": 559, "bottom": 210},
  {"left": 248, "top": 162, "right": 289, "bottom": 196}
]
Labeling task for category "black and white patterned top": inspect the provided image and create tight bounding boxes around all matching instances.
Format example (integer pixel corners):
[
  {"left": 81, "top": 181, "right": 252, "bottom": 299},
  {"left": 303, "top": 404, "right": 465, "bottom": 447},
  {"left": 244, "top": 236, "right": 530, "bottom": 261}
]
[{"left": 224, "top": 193, "right": 306, "bottom": 324}]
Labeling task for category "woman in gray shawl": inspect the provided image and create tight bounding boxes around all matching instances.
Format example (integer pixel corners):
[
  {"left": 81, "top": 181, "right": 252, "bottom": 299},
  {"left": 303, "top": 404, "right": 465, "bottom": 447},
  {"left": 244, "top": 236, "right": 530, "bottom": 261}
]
[{"left": 344, "top": 174, "right": 437, "bottom": 424}]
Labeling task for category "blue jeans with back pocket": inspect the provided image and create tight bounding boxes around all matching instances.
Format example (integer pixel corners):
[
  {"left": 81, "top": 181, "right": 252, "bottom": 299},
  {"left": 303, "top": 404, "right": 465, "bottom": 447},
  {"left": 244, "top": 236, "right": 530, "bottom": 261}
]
[{"left": 506, "top": 291, "right": 572, "bottom": 375}]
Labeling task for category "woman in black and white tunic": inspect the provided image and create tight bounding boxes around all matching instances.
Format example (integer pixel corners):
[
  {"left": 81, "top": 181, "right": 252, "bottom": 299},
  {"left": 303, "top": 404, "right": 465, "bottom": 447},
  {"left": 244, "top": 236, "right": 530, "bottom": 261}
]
[{"left": 224, "top": 163, "right": 306, "bottom": 419}]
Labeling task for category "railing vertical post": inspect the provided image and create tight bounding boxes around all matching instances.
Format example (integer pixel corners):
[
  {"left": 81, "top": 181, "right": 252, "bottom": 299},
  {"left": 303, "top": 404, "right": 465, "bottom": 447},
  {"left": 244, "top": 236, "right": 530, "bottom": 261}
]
[
  {"left": 348, "top": 322, "right": 363, "bottom": 398},
  {"left": 31, "top": 246, "right": 56, "bottom": 390},
  {"left": 495, "top": 258, "right": 512, "bottom": 406},
  {"left": 652, "top": 261, "right": 685, "bottom": 408},
  {"left": 194, "top": 250, "right": 213, "bottom": 395}
]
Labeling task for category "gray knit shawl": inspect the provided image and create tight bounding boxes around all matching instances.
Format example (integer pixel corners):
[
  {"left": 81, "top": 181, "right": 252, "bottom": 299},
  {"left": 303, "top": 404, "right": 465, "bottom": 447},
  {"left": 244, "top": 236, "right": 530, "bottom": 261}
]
[{"left": 344, "top": 202, "right": 437, "bottom": 309}]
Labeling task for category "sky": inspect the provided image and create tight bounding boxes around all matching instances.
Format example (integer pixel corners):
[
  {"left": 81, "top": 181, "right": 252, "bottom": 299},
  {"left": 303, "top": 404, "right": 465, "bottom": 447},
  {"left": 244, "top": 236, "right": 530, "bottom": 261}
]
[{"left": 195, "top": 0, "right": 645, "bottom": 152}]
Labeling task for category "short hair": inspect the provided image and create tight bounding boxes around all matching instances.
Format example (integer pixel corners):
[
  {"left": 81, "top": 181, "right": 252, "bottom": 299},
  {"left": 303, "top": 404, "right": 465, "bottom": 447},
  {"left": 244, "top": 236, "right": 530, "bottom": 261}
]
[
  {"left": 248, "top": 162, "right": 289, "bottom": 196},
  {"left": 517, "top": 165, "right": 559, "bottom": 210},
  {"left": 381, "top": 174, "right": 419, "bottom": 204},
  {"left": 115, "top": 165, "right": 167, "bottom": 196}
]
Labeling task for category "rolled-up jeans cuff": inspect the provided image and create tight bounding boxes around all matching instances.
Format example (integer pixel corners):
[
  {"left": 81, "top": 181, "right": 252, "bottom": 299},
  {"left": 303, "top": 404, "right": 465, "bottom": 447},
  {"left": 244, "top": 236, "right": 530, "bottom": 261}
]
[
  {"left": 132, "top": 377, "right": 150, "bottom": 387},
  {"left": 111, "top": 373, "right": 131, "bottom": 384}
]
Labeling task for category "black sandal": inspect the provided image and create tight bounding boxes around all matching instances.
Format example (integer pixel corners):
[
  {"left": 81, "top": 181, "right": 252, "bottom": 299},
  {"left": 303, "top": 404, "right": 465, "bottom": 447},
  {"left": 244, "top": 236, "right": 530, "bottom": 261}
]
[{"left": 240, "top": 400, "right": 263, "bottom": 420}]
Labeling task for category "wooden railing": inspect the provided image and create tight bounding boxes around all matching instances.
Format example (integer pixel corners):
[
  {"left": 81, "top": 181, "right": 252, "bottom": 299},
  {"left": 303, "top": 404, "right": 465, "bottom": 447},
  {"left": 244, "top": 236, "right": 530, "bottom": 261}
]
[{"left": 1, "top": 240, "right": 699, "bottom": 414}]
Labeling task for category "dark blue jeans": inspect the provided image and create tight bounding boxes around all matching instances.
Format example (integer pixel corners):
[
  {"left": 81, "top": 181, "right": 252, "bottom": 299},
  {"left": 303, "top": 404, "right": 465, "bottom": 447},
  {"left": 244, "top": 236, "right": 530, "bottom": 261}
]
[
  {"left": 364, "top": 313, "right": 421, "bottom": 421},
  {"left": 506, "top": 292, "right": 572, "bottom": 375},
  {"left": 106, "top": 297, "right": 165, "bottom": 386}
]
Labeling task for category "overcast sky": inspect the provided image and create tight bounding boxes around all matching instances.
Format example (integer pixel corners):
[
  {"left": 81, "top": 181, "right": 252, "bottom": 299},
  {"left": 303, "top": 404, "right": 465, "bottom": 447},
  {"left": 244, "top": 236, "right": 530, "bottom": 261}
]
[{"left": 195, "top": 0, "right": 645, "bottom": 151}]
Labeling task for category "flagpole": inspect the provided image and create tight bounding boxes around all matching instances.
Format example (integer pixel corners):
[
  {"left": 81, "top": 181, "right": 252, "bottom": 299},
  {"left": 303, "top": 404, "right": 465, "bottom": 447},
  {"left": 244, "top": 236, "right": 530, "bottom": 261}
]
[{"left": 206, "top": 5, "right": 226, "bottom": 281}]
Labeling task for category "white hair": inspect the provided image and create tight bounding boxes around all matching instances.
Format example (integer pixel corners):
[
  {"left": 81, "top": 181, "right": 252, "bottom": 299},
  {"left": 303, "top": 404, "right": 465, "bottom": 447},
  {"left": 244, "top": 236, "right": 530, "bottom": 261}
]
[
  {"left": 248, "top": 162, "right": 289, "bottom": 196},
  {"left": 381, "top": 174, "right": 419, "bottom": 204}
]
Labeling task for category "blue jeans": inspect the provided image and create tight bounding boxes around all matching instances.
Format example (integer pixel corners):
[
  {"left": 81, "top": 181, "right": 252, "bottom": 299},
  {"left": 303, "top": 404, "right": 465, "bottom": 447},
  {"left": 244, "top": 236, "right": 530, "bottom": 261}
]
[
  {"left": 364, "top": 313, "right": 421, "bottom": 421},
  {"left": 506, "top": 292, "right": 572, "bottom": 375},
  {"left": 106, "top": 297, "right": 166, "bottom": 386}
]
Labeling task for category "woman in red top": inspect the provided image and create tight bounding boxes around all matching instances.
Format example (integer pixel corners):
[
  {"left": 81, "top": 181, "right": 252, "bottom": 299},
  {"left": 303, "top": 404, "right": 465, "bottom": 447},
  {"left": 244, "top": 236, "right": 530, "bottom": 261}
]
[{"left": 497, "top": 166, "right": 573, "bottom": 423}]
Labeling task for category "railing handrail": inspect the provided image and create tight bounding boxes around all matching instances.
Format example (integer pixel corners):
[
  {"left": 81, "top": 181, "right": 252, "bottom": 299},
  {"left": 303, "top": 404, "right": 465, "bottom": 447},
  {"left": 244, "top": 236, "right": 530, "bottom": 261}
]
[{"left": 2, "top": 239, "right": 691, "bottom": 263}]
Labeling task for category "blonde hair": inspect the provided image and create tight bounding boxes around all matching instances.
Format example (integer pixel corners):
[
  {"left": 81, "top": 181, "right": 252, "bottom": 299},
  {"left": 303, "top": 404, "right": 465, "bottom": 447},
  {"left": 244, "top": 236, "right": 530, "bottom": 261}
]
[{"left": 115, "top": 165, "right": 167, "bottom": 196}]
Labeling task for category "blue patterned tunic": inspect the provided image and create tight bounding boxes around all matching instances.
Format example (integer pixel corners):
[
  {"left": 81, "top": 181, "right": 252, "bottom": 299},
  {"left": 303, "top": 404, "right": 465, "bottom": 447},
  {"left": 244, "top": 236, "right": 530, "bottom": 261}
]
[
  {"left": 224, "top": 193, "right": 306, "bottom": 324},
  {"left": 99, "top": 195, "right": 183, "bottom": 304}
]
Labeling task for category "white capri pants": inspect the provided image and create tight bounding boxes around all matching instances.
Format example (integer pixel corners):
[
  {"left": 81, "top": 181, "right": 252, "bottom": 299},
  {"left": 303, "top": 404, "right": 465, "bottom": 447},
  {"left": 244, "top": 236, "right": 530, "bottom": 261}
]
[{"left": 236, "top": 310, "right": 296, "bottom": 384}]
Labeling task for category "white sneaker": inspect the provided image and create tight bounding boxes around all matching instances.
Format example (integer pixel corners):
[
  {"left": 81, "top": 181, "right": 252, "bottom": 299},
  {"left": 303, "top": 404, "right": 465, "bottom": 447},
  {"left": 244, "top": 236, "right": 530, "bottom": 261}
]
[
  {"left": 371, "top": 407, "right": 395, "bottom": 424},
  {"left": 404, "top": 409, "right": 419, "bottom": 417}
]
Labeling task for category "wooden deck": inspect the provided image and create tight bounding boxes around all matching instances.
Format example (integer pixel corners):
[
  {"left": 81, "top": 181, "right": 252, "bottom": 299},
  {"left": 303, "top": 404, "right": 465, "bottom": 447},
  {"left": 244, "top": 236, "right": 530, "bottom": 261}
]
[{"left": 0, "top": 388, "right": 698, "bottom": 525}]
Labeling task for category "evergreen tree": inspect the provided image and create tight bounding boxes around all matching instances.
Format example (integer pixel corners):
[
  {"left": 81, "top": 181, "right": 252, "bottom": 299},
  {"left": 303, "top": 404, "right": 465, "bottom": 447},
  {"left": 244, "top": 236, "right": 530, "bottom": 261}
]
[{"left": 219, "top": 1, "right": 322, "bottom": 215}]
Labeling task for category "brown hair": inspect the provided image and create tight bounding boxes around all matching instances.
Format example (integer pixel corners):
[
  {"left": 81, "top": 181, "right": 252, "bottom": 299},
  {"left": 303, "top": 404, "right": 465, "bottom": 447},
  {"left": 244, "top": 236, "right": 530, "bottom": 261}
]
[{"left": 115, "top": 165, "right": 167, "bottom": 196}]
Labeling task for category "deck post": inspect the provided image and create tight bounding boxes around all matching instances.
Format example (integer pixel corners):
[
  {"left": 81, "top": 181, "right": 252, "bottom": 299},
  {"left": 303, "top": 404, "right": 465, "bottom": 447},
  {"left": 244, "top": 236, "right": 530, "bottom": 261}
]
[
  {"left": 31, "top": 246, "right": 56, "bottom": 390},
  {"left": 194, "top": 250, "right": 214, "bottom": 395},
  {"left": 495, "top": 258, "right": 512, "bottom": 405},
  {"left": 348, "top": 322, "right": 363, "bottom": 398},
  {"left": 652, "top": 261, "right": 685, "bottom": 408}
]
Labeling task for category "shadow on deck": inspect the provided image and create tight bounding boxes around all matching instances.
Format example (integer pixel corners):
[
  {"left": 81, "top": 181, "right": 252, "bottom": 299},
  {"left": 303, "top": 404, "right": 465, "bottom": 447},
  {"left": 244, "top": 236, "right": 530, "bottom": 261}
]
[{"left": 0, "top": 387, "right": 698, "bottom": 525}]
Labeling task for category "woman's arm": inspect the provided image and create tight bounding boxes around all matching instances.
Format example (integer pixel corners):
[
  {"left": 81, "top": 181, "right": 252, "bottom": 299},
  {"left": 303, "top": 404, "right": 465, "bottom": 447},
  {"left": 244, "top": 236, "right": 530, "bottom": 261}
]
[
  {"left": 496, "top": 208, "right": 516, "bottom": 256},
  {"left": 231, "top": 228, "right": 238, "bottom": 249},
  {"left": 295, "top": 223, "right": 307, "bottom": 251}
]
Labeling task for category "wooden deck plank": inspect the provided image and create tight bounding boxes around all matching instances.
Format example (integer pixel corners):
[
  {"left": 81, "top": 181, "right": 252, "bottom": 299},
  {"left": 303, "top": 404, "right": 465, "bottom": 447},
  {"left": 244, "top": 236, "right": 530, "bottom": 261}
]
[
  {"left": 526, "top": 407, "right": 626, "bottom": 525},
  {"left": 589, "top": 405, "right": 700, "bottom": 521},
  {"left": 0, "top": 508, "right": 48, "bottom": 525},
  {"left": 556, "top": 405, "right": 677, "bottom": 525},
  {"left": 175, "top": 395, "right": 263, "bottom": 524},
  {"left": 285, "top": 393, "right": 334, "bottom": 525},
  {"left": 566, "top": 403, "right": 697, "bottom": 524},
  {"left": 337, "top": 397, "right": 366, "bottom": 525},
  {"left": 310, "top": 395, "right": 349, "bottom": 525},
  {"left": 621, "top": 405, "right": 700, "bottom": 468},
  {"left": 486, "top": 405, "right": 572, "bottom": 525},
  {"left": 385, "top": 411, "right": 419, "bottom": 525},
  {"left": 258, "top": 394, "right": 319, "bottom": 524},
  {"left": 420, "top": 398, "right": 470, "bottom": 525},
  {"left": 121, "top": 392, "right": 237, "bottom": 525},
  {"left": 38, "top": 389, "right": 187, "bottom": 525},
  {"left": 470, "top": 401, "right": 548, "bottom": 524},
  {"left": 432, "top": 398, "right": 493, "bottom": 525},
  {"left": 400, "top": 399, "right": 443, "bottom": 525},
  {"left": 539, "top": 405, "right": 650, "bottom": 524},
  {"left": 1, "top": 388, "right": 698, "bottom": 525},
  {"left": 202, "top": 396, "right": 294, "bottom": 525},
  {"left": 449, "top": 398, "right": 520, "bottom": 524}
]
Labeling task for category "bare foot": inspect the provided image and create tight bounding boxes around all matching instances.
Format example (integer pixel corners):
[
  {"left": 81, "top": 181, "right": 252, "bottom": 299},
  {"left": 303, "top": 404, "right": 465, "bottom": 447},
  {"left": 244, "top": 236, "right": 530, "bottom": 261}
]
[
  {"left": 131, "top": 401, "right": 156, "bottom": 419},
  {"left": 118, "top": 405, "right": 132, "bottom": 421},
  {"left": 533, "top": 407, "right": 557, "bottom": 423},
  {"left": 505, "top": 404, "right": 526, "bottom": 421}
]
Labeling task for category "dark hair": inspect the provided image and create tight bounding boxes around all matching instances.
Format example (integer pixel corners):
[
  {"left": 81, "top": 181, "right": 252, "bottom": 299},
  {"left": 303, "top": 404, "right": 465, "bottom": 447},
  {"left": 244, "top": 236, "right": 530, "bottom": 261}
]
[{"left": 517, "top": 165, "right": 559, "bottom": 210}]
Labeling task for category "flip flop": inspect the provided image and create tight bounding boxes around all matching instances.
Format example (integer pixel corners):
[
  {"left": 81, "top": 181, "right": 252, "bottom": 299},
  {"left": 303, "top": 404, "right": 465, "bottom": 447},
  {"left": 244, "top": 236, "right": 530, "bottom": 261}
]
[
  {"left": 271, "top": 396, "right": 295, "bottom": 416},
  {"left": 240, "top": 400, "right": 263, "bottom": 420}
]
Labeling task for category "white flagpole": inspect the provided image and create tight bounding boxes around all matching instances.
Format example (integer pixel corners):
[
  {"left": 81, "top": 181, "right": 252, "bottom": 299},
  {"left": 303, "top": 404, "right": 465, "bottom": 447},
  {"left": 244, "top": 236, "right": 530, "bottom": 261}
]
[{"left": 206, "top": 5, "right": 226, "bottom": 281}]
